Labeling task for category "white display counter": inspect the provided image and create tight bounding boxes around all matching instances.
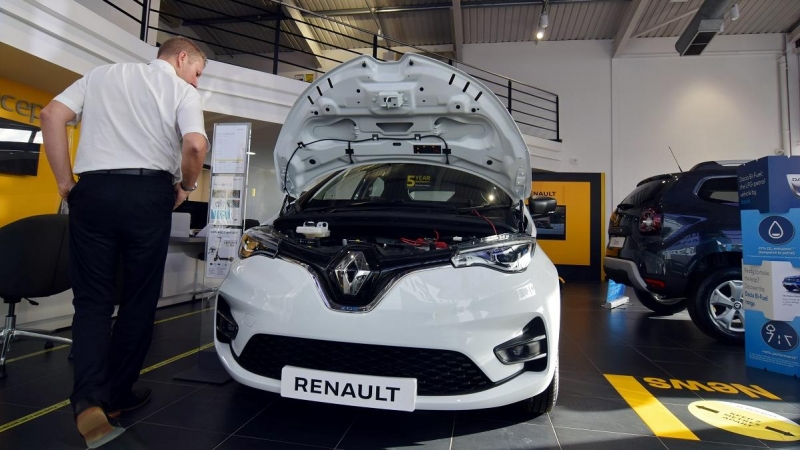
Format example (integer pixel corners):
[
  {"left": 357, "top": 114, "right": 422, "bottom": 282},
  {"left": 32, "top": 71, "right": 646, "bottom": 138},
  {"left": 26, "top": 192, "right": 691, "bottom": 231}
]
[{"left": 14, "top": 236, "right": 222, "bottom": 331}]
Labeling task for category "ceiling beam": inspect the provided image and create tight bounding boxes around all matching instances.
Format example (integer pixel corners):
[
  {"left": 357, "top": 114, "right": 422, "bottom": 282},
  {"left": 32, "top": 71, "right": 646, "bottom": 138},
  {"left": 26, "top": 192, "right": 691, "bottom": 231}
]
[
  {"left": 633, "top": 8, "right": 697, "bottom": 38},
  {"left": 189, "top": 13, "right": 279, "bottom": 26},
  {"left": 613, "top": 0, "right": 650, "bottom": 57},
  {"left": 451, "top": 0, "right": 464, "bottom": 62},
  {"left": 281, "top": 0, "right": 327, "bottom": 70},
  {"left": 788, "top": 19, "right": 800, "bottom": 46},
  {"left": 306, "top": 0, "right": 630, "bottom": 17}
]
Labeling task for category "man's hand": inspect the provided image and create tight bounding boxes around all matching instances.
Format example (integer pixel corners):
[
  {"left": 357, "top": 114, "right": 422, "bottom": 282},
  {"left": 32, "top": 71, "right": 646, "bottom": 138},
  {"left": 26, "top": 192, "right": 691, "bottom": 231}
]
[
  {"left": 58, "top": 180, "right": 77, "bottom": 200},
  {"left": 174, "top": 183, "right": 191, "bottom": 210}
]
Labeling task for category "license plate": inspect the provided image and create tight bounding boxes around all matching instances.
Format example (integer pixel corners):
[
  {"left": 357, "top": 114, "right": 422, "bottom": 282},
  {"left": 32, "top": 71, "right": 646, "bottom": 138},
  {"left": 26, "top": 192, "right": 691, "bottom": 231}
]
[
  {"left": 608, "top": 236, "right": 625, "bottom": 248},
  {"left": 280, "top": 366, "right": 417, "bottom": 411}
]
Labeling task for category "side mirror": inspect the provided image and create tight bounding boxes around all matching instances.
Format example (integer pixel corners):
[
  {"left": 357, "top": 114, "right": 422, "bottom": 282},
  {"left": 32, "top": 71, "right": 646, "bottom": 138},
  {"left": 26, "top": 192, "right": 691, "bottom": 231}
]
[{"left": 528, "top": 196, "right": 556, "bottom": 217}]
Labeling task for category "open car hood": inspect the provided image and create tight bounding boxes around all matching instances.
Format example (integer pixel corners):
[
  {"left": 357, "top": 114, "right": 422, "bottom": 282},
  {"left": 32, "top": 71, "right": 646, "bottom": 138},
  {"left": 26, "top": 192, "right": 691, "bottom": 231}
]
[{"left": 274, "top": 54, "right": 532, "bottom": 200}]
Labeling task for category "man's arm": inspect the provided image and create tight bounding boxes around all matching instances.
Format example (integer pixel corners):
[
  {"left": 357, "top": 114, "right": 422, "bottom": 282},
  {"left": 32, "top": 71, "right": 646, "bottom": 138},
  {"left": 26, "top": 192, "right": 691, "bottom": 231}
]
[
  {"left": 40, "top": 100, "right": 78, "bottom": 199},
  {"left": 173, "top": 132, "right": 208, "bottom": 209}
]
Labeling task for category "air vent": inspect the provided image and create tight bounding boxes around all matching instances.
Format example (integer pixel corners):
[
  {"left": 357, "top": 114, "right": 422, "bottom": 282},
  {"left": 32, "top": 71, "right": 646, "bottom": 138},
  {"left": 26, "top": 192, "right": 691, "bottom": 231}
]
[{"left": 675, "top": 0, "right": 732, "bottom": 56}]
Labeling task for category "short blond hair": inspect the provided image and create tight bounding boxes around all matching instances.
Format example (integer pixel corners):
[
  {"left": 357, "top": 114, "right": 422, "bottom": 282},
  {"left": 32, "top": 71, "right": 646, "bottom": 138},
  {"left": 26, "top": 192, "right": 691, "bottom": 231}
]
[{"left": 157, "top": 36, "right": 207, "bottom": 66}]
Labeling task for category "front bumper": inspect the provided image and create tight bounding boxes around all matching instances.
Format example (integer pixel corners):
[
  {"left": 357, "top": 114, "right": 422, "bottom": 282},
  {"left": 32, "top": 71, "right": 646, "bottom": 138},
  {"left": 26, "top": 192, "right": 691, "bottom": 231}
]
[{"left": 214, "top": 249, "right": 560, "bottom": 410}]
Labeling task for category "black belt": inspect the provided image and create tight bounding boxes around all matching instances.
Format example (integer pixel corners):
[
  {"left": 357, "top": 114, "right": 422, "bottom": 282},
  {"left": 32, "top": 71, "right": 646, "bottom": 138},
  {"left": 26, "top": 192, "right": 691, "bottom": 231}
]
[{"left": 79, "top": 169, "right": 173, "bottom": 181}]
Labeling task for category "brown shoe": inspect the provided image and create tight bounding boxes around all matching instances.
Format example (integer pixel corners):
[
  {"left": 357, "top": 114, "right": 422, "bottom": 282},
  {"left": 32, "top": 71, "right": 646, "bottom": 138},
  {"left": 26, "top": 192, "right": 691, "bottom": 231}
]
[
  {"left": 108, "top": 387, "right": 152, "bottom": 419},
  {"left": 75, "top": 406, "right": 125, "bottom": 448}
]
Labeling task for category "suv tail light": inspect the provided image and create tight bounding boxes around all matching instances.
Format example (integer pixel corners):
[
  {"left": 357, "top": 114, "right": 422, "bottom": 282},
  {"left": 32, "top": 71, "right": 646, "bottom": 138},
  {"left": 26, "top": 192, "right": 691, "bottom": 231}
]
[
  {"left": 609, "top": 210, "right": 619, "bottom": 228},
  {"left": 639, "top": 208, "right": 662, "bottom": 234}
]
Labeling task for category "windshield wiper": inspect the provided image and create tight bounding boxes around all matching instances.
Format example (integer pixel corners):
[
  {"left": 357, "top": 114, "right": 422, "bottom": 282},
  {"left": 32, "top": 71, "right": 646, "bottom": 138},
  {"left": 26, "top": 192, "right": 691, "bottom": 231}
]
[
  {"left": 457, "top": 204, "right": 513, "bottom": 214},
  {"left": 300, "top": 200, "right": 457, "bottom": 213}
]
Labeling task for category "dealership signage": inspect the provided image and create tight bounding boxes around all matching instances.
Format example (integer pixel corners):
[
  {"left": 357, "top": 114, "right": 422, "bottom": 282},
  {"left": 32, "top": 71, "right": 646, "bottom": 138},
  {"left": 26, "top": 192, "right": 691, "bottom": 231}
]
[
  {"left": 738, "top": 156, "right": 800, "bottom": 377},
  {"left": 642, "top": 377, "right": 780, "bottom": 399},
  {"left": 0, "top": 93, "right": 43, "bottom": 124}
]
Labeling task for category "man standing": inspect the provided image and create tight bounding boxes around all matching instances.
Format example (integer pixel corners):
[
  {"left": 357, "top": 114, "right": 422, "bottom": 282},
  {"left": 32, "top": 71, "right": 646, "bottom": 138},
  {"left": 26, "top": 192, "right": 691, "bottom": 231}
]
[{"left": 41, "top": 36, "right": 208, "bottom": 448}]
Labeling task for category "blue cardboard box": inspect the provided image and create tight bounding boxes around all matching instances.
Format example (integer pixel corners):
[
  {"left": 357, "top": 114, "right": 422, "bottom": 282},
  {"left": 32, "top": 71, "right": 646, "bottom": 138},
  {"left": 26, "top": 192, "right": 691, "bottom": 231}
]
[
  {"left": 738, "top": 156, "right": 800, "bottom": 377},
  {"left": 738, "top": 156, "right": 800, "bottom": 265},
  {"left": 741, "top": 261, "right": 800, "bottom": 376}
]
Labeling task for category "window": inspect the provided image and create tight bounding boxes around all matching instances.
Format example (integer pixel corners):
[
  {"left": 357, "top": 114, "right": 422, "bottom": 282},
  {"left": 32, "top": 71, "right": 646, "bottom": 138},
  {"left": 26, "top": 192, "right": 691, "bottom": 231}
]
[
  {"left": 0, "top": 117, "right": 41, "bottom": 176},
  {"left": 697, "top": 176, "right": 738, "bottom": 204},
  {"left": 306, "top": 163, "right": 511, "bottom": 209}
]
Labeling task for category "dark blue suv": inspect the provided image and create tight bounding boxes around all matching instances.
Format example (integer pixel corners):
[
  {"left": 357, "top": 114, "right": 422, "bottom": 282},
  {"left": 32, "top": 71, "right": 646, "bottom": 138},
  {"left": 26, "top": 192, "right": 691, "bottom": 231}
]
[
  {"left": 604, "top": 161, "right": 744, "bottom": 343},
  {"left": 784, "top": 275, "right": 800, "bottom": 292}
]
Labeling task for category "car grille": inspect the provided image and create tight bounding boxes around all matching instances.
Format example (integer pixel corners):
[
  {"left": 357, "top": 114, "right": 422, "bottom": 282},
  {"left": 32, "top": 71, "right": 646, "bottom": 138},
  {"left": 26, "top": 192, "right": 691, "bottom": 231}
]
[{"left": 234, "top": 334, "right": 499, "bottom": 396}]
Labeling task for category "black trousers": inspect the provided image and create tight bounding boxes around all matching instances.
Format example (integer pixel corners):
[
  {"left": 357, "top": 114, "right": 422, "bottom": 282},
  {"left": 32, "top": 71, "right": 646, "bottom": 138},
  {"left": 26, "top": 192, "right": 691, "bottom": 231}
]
[{"left": 68, "top": 173, "right": 174, "bottom": 411}]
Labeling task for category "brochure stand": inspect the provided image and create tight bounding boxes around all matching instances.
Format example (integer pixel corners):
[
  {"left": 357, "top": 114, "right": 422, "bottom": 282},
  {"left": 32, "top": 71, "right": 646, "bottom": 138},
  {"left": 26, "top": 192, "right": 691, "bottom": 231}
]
[
  {"left": 603, "top": 279, "right": 630, "bottom": 309},
  {"left": 175, "top": 122, "right": 252, "bottom": 384}
]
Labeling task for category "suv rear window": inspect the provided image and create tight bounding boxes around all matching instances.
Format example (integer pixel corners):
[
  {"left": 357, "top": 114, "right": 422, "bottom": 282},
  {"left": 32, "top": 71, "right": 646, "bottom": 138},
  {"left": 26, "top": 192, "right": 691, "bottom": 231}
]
[
  {"left": 696, "top": 176, "right": 738, "bottom": 204},
  {"left": 619, "top": 177, "right": 672, "bottom": 208}
]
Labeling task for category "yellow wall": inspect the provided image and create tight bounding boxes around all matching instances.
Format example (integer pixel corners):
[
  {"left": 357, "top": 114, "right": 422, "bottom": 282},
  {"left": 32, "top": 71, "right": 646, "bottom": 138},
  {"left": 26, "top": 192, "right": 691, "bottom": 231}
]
[
  {"left": 0, "top": 77, "right": 78, "bottom": 227},
  {"left": 532, "top": 180, "right": 592, "bottom": 266}
]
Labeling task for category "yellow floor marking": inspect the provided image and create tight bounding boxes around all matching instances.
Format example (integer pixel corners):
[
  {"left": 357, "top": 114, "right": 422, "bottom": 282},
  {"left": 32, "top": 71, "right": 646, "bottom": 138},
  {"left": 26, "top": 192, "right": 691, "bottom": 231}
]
[
  {"left": 139, "top": 343, "right": 214, "bottom": 375},
  {"left": 5, "top": 308, "right": 212, "bottom": 365},
  {"left": 4, "top": 345, "right": 71, "bottom": 364},
  {"left": 153, "top": 307, "right": 212, "bottom": 325},
  {"left": 0, "top": 343, "right": 214, "bottom": 433},
  {"left": 689, "top": 401, "right": 800, "bottom": 442},
  {"left": 0, "top": 399, "right": 71, "bottom": 434},
  {"left": 605, "top": 374, "right": 700, "bottom": 441}
]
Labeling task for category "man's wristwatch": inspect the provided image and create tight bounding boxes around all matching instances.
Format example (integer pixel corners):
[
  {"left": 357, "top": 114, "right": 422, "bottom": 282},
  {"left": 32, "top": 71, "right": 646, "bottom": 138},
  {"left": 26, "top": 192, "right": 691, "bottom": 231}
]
[{"left": 180, "top": 182, "right": 198, "bottom": 192}]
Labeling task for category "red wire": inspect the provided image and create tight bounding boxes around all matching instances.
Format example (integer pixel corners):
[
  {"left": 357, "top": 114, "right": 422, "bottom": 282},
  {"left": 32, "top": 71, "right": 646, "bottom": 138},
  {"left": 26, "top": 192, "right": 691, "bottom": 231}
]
[
  {"left": 401, "top": 230, "right": 447, "bottom": 249},
  {"left": 473, "top": 210, "right": 497, "bottom": 235}
]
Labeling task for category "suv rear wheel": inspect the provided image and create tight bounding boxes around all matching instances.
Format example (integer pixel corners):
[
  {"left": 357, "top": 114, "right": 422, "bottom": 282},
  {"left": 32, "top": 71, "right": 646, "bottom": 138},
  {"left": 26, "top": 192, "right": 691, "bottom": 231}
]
[
  {"left": 633, "top": 289, "right": 687, "bottom": 315},
  {"left": 687, "top": 267, "right": 744, "bottom": 344}
]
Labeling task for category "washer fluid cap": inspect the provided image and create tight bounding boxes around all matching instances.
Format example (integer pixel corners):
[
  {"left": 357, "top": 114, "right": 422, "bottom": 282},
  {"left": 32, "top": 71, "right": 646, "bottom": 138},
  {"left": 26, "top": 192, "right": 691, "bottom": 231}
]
[{"left": 296, "top": 221, "right": 330, "bottom": 238}]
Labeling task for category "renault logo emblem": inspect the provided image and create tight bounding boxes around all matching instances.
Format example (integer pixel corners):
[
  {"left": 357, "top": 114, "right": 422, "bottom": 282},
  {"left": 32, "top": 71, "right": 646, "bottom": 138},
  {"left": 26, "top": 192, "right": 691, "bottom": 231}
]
[{"left": 335, "top": 251, "right": 371, "bottom": 295}]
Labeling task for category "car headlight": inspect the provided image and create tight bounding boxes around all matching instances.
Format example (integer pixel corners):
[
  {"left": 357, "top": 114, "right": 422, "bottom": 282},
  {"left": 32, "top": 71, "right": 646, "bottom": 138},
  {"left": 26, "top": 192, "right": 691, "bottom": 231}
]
[
  {"left": 239, "top": 228, "right": 279, "bottom": 259},
  {"left": 450, "top": 237, "right": 535, "bottom": 273}
]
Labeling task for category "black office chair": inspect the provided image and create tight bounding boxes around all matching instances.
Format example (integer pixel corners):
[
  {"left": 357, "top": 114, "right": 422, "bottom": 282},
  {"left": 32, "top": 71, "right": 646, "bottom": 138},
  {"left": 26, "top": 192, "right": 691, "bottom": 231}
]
[{"left": 0, "top": 214, "right": 73, "bottom": 378}]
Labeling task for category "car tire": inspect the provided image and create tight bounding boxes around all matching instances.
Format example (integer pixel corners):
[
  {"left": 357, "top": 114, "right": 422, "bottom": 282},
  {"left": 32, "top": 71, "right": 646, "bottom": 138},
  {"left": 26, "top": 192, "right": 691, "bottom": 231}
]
[
  {"left": 687, "top": 267, "right": 744, "bottom": 344},
  {"left": 633, "top": 289, "right": 687, "bottom": 315},
  {"left": 521, "top": 364, "right": 558, "bottom": 414}
]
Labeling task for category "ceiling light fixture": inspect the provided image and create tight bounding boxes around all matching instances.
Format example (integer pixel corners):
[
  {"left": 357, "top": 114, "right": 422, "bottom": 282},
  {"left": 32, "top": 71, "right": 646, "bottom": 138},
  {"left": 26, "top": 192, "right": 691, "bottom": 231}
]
[
  {"left": 536, "top": 29, "right": 544, "bottom": 40},
  {"left": 539, "top": 10, "right": 549, "bottom": 29},
  {"left": 730, "top": 3, "right": 740, "bottom": 21}
]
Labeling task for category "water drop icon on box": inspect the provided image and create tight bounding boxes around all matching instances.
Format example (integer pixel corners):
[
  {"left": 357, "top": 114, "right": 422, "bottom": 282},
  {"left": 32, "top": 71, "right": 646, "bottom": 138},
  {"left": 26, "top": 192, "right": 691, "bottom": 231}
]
[
  {"left": 769, "top": 221, "right": 784, "bottom": 239},
  {"left": 759, "top": 216, "right": 794, "bottom": 245}
]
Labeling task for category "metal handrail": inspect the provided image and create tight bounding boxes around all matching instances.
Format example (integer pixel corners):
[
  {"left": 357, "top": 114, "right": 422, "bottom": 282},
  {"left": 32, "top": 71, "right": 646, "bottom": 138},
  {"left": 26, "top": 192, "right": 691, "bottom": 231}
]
[{"left": 106, "top": 0, "right": 561, "bottom": 141}]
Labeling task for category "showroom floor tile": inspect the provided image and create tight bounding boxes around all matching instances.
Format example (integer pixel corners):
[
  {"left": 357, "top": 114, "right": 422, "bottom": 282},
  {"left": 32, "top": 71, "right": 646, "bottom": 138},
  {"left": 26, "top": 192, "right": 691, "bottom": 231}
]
[{"left": 0, "top": 283, "right": 798, "bottom": 449}]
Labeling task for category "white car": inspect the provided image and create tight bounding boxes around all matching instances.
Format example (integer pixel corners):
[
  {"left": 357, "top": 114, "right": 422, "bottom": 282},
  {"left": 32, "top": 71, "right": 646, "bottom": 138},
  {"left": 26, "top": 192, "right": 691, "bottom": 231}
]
[{"left": 215, "top": 54, "right": 561, "bottom": 413}]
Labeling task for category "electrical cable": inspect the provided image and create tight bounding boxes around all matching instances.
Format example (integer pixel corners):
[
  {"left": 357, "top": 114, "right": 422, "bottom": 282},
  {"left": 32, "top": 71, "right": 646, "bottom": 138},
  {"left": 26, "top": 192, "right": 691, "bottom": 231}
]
[{"left": 472, "top": 209, "right": 498, "bottom": 235}]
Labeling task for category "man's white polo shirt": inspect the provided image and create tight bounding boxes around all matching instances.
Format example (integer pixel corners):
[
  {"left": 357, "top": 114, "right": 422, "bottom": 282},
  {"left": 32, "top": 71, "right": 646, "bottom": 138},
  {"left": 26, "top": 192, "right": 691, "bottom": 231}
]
[{"left": 54, "top": 59, "right": 207, "bottom": 181}]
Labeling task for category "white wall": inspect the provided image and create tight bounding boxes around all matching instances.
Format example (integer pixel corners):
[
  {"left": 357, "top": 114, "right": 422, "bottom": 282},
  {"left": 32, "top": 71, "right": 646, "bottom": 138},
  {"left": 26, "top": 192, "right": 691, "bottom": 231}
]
[
  {"left": 612, "top": 41, "right": 782, "bottom": 207},
  {"left": 463, "top": 35, "right": 785, "bottom": 216},
  {"left": 463, "top": 40, "right": 613, "bottom": 208}
]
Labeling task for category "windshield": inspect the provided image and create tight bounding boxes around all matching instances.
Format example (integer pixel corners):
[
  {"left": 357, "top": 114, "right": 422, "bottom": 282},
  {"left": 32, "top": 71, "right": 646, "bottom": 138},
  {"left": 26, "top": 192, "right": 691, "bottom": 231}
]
[{"left": 302, "top": 163, "right": 512, "bottom": 210}]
